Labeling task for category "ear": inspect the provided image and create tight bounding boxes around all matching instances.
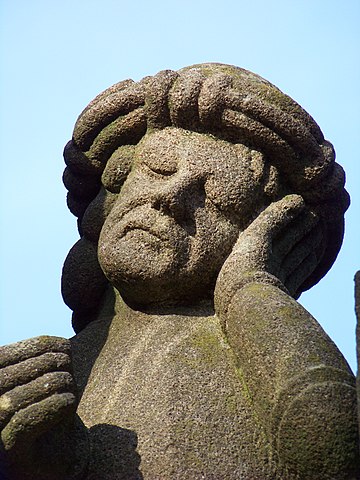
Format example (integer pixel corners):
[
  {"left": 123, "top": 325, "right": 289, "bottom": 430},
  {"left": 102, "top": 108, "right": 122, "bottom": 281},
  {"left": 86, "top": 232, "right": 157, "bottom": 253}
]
[
  {"left": 264, "top": 164, "right": 280, "bottom": 200},
  {"left": 247, "top": 150, "right": 280, "bottom": 202}
]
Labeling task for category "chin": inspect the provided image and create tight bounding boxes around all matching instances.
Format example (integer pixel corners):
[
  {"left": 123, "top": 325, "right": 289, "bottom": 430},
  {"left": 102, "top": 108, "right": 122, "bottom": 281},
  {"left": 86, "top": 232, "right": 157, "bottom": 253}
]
[
  {"left": 99, "top": 254, "right": 177, "bottom": 310},
  {"left": 108, "top": 264, "right": 216, "bottom": 311},
  {"left": 98, "top": 230, "right": 221, "bottom": 309}
]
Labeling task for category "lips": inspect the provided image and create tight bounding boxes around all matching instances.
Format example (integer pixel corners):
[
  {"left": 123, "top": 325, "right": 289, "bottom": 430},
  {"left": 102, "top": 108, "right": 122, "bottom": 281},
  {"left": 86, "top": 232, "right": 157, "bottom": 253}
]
[
  {"left": 120, "top": 219, "right": 170, "bottom": 243},
  {"left": 102, "top": 204, "right": 188, "bottom": 246}
]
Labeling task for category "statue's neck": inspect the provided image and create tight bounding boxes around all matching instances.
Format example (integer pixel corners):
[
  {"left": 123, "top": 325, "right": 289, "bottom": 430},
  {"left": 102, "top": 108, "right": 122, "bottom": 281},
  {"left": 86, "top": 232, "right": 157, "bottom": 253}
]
[{"left": 96, "top": 286, "right": 215, "bottom": 324}]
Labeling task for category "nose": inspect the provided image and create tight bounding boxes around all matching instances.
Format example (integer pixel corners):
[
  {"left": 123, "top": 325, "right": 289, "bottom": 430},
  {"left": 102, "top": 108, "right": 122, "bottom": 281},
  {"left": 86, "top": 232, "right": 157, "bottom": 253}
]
[{"left": 150, "top": 171, "right": 205, "bottom": 223}]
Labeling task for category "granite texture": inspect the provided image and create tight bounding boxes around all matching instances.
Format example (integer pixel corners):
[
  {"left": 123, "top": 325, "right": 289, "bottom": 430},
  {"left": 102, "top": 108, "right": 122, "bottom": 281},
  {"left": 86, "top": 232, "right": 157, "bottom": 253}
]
[{"left": 0, "top": 64, "right": 358, "bottom": 479}]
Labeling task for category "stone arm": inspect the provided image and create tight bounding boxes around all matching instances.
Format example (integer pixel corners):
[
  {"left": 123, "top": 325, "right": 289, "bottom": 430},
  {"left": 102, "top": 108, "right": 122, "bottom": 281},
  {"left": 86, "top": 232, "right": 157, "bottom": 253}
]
[
  {"left": 215, "top": 195, "right": 360, "bottom": 479},
  {"left": 0, "top": 336, "right": 89, "bottom": 480}
]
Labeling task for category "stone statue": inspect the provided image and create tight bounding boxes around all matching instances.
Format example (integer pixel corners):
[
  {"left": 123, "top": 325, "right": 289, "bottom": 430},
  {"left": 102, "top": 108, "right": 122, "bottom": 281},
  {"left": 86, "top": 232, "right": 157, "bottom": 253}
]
[{"left": 0, "top": 63, "right": 359, "bottom": 479}]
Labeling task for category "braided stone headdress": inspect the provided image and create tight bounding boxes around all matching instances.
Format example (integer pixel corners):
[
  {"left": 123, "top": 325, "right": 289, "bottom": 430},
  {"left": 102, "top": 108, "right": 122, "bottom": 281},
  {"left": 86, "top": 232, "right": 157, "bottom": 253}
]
[{"left": 62, "top": 63, "right": 349, "bottom": 332}]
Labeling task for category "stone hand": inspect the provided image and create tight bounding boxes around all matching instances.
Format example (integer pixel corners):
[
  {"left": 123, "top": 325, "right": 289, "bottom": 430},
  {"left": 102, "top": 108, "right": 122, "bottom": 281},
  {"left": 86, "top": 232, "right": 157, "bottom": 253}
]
[
  {"left": 0, "top": 336, "right": 85, "bottom": 479},
  {"left": 215, "top": 194, "right": 325, "bottom": 317}
]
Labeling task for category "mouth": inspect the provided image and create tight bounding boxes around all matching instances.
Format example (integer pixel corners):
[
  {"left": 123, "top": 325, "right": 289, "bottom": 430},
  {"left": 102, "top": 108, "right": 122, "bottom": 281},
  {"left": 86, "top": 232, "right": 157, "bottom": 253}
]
[
  {"left": 108, "top": 205, "right": 188, "bottom": 245},
  {"left": 120, "top": 221, "right": 168, "bottom": 242}
]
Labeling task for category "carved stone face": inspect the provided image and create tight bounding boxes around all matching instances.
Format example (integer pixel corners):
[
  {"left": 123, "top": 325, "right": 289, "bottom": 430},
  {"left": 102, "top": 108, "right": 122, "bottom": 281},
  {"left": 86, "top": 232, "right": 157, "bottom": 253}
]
[{"left": 98, "top": 127, "right": 266, "bottom": 307}]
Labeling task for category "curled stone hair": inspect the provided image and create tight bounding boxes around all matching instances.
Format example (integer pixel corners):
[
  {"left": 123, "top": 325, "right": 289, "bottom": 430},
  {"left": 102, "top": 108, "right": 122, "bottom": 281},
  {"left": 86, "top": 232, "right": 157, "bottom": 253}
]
[{"left": 61, "top": 63, "right": 349, "bottom": 333}]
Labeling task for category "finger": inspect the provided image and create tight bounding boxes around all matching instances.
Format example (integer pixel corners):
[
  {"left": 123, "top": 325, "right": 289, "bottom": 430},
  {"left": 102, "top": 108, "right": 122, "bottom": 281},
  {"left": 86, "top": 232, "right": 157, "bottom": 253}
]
[
  {"left": 276, "top": 222, "right": 324, "bottom": 284},
  {"left": 1, "top": 393, "right": 76, "bottom": 454},
  {"left": 272, "top": 209, "right": 320, "bottom": 261},
  {"left": 0, "top": 372, "right": 75, "bottom": 426},
  {"left": 229, "top": 195, "right": 306, "bottom": 273},
  {"left": 0, "top": 336, "right": 71, "bottom": 369},
  {"left": 285, "top": 252, "right": 319, "bottom": 297},
  {"left": 0, "top": 353, "right": 72, "bottom": 395}
]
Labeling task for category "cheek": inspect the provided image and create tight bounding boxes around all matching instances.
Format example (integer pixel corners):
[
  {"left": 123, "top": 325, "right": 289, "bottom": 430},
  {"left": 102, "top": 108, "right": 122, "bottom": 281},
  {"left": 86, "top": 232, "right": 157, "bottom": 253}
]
[
  {"left": 113, "top": 169, "right": 154, "bottom": 209},
  {"left": 205, "top": 174, "right": 263, "bottom": 225},
  {"left": 192, "top": 205, "right": 239, "bottom": 263},
  {"left": 80, "top": 188, "right": 118, "bottom": 242},
  {"left": 79, "top": 170, "right": 146, "bottom": 245}
]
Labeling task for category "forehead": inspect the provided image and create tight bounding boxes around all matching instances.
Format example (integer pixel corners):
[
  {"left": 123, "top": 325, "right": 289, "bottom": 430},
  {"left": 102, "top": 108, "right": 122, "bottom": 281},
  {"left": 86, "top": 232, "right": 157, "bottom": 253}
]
[{"left": 134, "top": 127, "right": 251, "bottom": 172}]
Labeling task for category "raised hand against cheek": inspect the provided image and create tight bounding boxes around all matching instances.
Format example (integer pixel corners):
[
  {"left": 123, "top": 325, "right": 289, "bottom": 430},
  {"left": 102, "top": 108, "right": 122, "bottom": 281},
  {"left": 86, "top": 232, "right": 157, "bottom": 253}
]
[{"left": 214, "top": 194, "right": 326, "bottom": 319}]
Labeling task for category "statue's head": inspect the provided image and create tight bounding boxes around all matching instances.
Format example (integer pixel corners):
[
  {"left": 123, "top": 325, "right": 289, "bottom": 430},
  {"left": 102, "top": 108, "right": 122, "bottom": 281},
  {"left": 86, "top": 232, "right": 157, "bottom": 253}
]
[{"left": 61, "top": 63, "right": 349, "bottom": 332}]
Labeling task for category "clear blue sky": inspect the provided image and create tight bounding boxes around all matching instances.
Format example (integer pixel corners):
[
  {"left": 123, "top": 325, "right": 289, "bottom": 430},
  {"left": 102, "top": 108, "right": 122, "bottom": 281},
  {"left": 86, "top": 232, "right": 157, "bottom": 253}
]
[{"left": 1, "top": 0, "right": 359, "bottom": 371}]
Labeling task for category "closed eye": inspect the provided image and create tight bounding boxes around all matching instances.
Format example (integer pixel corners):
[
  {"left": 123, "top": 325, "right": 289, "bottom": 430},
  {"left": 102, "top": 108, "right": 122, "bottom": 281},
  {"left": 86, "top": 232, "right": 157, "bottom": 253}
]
[{"left": 142, "top": 163, "right": 177, "bottom": 177}]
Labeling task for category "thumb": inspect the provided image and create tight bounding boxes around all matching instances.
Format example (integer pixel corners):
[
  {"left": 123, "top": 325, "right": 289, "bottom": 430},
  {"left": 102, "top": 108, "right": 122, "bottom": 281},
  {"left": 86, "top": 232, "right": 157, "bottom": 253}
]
[{"left": 240, "top": 194, "right": 305, "bottom": 244}]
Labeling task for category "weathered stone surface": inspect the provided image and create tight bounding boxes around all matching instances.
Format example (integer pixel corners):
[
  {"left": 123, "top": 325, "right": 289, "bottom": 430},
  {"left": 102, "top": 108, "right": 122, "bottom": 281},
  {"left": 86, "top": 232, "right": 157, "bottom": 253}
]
[
  {"left": 356, "top": 271, "right": 360, "bottom": 439},
  {"left": 0, "top": 64, "right": 358, "bottom": 479},
  {"left": 72, "top": 301, "right": 275, "bottom": 479}
]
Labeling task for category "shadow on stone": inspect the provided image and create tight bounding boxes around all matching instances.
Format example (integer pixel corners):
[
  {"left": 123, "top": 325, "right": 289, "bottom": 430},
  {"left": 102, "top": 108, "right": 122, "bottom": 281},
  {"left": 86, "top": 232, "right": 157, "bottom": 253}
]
[{"left": 88, "top": 424, "right": 143, "bottom": 480}]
